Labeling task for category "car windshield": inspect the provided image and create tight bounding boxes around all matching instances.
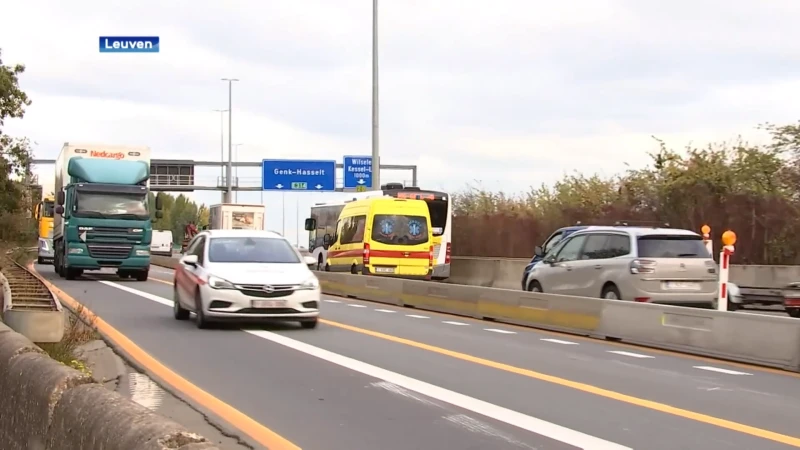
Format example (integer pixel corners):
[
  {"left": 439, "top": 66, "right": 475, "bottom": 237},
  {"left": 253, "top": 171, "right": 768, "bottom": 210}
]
[
  {"left": 74, "top": 192, "right": 148, "bottom": 220},
  {"left": 637, "top": 235, "right": 710, "bottom": 258},
  {"left": 371, "top": 214, "right": 429, "bottom": 246},
  {"left": 208, "top": 237, "right": 301, "bottom": 264}
]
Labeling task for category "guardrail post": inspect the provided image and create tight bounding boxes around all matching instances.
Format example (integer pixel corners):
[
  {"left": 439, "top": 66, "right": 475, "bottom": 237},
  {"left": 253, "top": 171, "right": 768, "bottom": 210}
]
[{"left": 717, "top": 230, "right": 737, "bottom": 311}]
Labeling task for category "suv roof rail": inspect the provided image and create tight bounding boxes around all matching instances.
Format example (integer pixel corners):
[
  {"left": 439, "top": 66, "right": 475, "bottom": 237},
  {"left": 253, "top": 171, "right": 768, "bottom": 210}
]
[{"left": 574, "top": 220, "right": 670, "bottom": 228}]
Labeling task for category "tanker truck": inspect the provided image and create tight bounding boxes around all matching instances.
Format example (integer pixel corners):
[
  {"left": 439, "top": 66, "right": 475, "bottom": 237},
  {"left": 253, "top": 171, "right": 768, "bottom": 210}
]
[{"left": 52, "top": 143, "right": 163, "bottom": 280}]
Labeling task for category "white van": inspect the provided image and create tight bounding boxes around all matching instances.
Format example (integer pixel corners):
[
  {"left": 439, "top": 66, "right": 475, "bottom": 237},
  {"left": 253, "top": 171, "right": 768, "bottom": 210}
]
[{"left": 151, "top": 230, "right": 174, "bottom": 256}]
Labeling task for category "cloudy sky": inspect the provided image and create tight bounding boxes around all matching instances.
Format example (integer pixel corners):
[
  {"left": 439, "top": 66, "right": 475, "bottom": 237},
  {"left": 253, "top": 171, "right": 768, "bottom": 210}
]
[{"left": 3, "top": 0, "right": 800, "bottom": 244}]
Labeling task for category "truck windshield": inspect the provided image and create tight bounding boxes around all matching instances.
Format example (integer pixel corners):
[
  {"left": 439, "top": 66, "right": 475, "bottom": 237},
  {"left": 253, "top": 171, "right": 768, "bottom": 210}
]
[
  {"left": 74, "top": 192, "right": 149, "bottom": 219},
  {"left": 371, "top": 214, "right": 429, "bottom": 246},
  {"left": 42, "top": 201, "right": 54, "bottom": 218}
]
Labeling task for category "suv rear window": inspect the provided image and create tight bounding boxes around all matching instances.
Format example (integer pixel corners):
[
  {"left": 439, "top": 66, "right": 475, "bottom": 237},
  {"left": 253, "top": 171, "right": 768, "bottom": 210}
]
[{"left": 636, "top": 235, "right": 709, "bottom": 258}]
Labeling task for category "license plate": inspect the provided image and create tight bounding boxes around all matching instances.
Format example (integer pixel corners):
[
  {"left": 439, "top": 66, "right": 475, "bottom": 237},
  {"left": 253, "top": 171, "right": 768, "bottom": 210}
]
[
  {"left": 375, "top": 267, "right": 395, "bottom": 274},
  {"left": 252, "top": 300, "right": 287, "bottom": 308},
  {"left": 662, "top": 281, "right": 700, "bottom": 290}
]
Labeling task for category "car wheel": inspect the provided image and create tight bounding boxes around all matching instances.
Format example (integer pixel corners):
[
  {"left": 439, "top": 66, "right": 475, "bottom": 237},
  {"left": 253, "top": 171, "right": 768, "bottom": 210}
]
[
  {"left": 300, "top": 319, "right": 318, "bottom": 329},
  {"left": 173, "top": 286, "right": 190, "bottom": 320},
  {"left": 194, "top": 290, "right": 211, "bottom": 329},
  {"left": 601, "top": 285, "right": 621, "bottom": 300},
  {"left": 527, "top": 281, "right": 543, "bottom": 292},
  {"left": 788, "top": 309, "right": 800, "bottom": 318}
]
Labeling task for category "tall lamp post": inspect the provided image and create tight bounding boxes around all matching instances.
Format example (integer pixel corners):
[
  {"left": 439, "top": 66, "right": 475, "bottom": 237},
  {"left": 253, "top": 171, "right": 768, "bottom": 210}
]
[
  {"left": 221, "top": 78, "right": 239, "bottom": 203},
  {"left": 370, "top": 0, "right": 380, "bottom": 190},
  {"left": 234, "top": 143, "right": 245, "bottom": 202},
  {"left": 212, "top": 109, "right": 228, "bottom": 188}
]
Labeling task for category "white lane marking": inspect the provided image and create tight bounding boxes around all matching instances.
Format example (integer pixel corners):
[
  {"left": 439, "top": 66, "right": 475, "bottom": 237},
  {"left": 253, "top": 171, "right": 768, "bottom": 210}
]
[
  {"left": 693, "top": 366, "right": 752, "bottom": 376},
  {"left": 607, "top": 351, "right": 654, "bottom": 359},
  {"left": 96, "top": 280, "right": 172, "bottom": 306},
  {"left": 540, "top": 338, "right": 578, "bottom": 345},
  {"left": 96, "top": 279, "right": 632, "bottom": 450},
  {"left": 443, "top": 321, "right": 469, "bottom": 326},
  {"left": 406, "top": 314, "right": 430, "bottom": 319},
  {"left": 371, "top": 381, "right": 440, "bottom": 407},
  {"left": 128, "top": 373, "right": 164, "bottom": 411},
  {"left": 347, "top": 304, "right": 368, "bottom": 308},
  {"left": 484, "top": 328, "right": 516, "bottom": 334},
  {"left": 323, "top": 299, "right": 341, "bottom": 303},
  {"left": 444, "top": 414, "right": 537, "bottom": 449},
  {"left": 375, "top": 309, "right": 396, "bottom": 313}
]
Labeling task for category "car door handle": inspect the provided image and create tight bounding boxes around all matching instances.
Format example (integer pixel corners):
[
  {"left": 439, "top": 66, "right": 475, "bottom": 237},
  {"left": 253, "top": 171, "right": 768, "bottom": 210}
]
[
  {"left": 562, "top": 265, "right": 572, "bottom": 271},
  {"left": 594, "top": 265, "right": 602, "bottom": 269}
]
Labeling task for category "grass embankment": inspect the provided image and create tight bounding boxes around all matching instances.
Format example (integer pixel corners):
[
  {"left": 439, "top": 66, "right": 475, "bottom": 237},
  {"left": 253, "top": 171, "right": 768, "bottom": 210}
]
[{"left": 2, "top": 245, "right": 96, "bottom": 375}]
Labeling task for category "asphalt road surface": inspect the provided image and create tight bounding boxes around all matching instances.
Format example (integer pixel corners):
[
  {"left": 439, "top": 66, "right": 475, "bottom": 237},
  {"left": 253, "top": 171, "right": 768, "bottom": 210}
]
[{"left": 36, "top": 263, "right": 800, "bottom": 450}]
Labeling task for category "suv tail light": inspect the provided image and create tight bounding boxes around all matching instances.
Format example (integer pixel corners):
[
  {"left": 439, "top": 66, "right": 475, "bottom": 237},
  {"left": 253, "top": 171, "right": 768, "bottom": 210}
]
[
  {"left": 445, "top": 242, "right": 451, "bottom": 264},
  {"left": 429, "top": 246, "right": 434, "bottom": 267},
  {"left": 363, "top": 243, "right": 370, "bottom": 265},
  {"left": 630, "top": 259, "right": 657, "bottom": 274}
]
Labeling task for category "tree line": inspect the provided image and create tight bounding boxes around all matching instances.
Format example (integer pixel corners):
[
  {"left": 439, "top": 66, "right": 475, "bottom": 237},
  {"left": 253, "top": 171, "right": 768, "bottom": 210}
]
[
  {"left": 451, "top": 122, "right": 800, "bottom": 265},
  {"left": 149, "top": 192, "right": 209, "bottom": 245}
]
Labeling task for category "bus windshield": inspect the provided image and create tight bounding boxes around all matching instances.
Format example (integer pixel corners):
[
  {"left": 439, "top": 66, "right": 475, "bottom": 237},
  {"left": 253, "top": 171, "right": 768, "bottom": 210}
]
[
  {"left": 42, "top": 201, "right": 55, "bottom": 218},
  {"left": 393, "top": 191, "right": 449, "bottom": 236}
]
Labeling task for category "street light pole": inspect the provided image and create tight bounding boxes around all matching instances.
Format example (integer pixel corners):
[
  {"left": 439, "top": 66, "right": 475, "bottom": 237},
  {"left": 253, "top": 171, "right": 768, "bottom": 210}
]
[
  {"left": 212, "top": 109, "right": 228, "bottom": 185},
  {"left": 221, "top": 78, "right": 239, "bottom": 203},
  {"left": 370, "top": 0, "right": 380, "bottom": 190}
]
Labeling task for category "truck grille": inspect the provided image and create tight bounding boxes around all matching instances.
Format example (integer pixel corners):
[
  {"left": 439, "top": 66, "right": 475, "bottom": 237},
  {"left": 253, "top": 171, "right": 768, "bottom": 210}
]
[
  {"left": 87, "top": 244, "right": 132, "bottom": 259},
  {"left": 85, "top": 227, "right": 143, "bottom": 243}
]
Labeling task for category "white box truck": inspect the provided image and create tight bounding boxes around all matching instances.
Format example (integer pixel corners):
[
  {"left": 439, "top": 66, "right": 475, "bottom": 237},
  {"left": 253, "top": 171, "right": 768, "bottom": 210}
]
[{"left": 209, "top": 204, "right": 265, "bottom": 230}]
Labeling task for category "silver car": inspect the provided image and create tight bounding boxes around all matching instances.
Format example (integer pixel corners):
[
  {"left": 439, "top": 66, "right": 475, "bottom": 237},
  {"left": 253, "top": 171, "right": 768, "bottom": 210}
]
[{"left": 524, "top": 227, "right": 720, "bottom": 306}]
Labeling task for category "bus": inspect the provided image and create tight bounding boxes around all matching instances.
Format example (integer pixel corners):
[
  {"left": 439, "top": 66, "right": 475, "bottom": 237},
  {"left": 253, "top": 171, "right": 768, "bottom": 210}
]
[
  {"left": 34, "top": 195, "right": 55, "bottom": 264},
  {"left": 305, "top": 185, "right": 452, "bottom": 280}
]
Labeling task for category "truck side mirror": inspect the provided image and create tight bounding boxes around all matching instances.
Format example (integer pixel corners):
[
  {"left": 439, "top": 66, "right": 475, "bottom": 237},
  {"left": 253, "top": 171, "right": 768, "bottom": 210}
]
[
  {"left": 155, "top": 194, "right": 163, "bottom": 211},
  {"left": 304, "top": 218, "right": 316, "bottom": 231},
  {"left": 155, "top": 211, "right": 163, "bottom": 219},
  {"left": 56, "top": 191, "right": 65, "bottom": 206},
  {"left": 55, "top": 205, "right": 64, "bottom": 215}
]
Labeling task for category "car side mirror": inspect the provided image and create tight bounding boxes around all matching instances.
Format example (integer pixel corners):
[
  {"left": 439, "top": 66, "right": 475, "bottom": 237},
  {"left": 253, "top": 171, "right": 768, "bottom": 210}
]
[
  {"left": 180, "top": 254, "right": 198, "bottom": 267},
  {"left": 304, "top": 218, "right": 316, "bottom": 231},
  {"left": 534, "top": 246, "right": 543, "bottom": 257},
  {"left": 303, "top": 255, "right": 317, "bottom": 267},
  {"left": 55, "top": 205, "right": 64, "bottom": 215},
  {"left": 323, "top": 234, "right": 332, "bottom": 246}
]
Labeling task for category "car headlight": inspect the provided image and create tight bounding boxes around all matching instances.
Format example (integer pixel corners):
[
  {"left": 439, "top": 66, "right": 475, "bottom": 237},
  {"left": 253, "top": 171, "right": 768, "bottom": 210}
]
[
  {"left": 300, "top": 275, "right": 320, "bottom": 290},
  {"left": 135, "top": 249, "right": 150, "bottom": 256},
  {"left": 207, "top": 275, "right": 236, "bottom": 290}
]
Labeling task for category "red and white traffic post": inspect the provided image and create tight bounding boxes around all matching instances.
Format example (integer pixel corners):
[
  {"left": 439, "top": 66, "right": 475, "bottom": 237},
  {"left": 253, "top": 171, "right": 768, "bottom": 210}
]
[{"left": 716, "top": 230, "right": 737, "bottom": 311}]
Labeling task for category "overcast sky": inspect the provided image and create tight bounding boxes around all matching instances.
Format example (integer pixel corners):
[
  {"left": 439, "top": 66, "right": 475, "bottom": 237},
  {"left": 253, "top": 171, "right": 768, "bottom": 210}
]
[{"left": 3, "top": 0, "right": 800, "bottom": 244}]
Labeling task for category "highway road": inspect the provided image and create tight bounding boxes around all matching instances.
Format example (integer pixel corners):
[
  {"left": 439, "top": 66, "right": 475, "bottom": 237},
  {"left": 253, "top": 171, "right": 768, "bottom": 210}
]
[{"left": 35, "top": 263, "right": 800, "bottom": 450}]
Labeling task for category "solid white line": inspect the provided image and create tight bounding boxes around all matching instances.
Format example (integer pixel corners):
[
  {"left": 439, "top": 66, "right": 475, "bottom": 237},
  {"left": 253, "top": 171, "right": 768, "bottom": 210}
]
[
  {"left": 347, "top": 304, "right": 367, "bottom": 308},
  {"left": 607, "top": 351, "right": 654, "bottom": 359},
  {"left": 484, "top": 329, "right": 516, "bottom": 334},
  {"left": 406, "top": 314, "right": 430, "bottom": 319},
  {"left": 375, "top": 309, "right": 396, "bottom": 313},
  {"left": 442, "top": 321, "right": 469, "bottom": 326},
  {"left": 323, "top": 299, "right": 341, "bottom": 303},
  {"left": 93, "top": 279, "right": 630, "bottom": 449},
  {"left": 540, "top": 338, "right": 578, "bottom": 345},
  {"left": 693, "top": 366, "right": 752, "bottom": 376}
]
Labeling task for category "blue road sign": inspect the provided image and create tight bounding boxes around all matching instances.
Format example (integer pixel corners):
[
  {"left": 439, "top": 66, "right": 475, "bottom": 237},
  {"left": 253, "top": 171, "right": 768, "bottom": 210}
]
[
  {"left": 343, "top": 155, "right": 372, "bottom": 190},
  {"left": 261, "top": 159, "right": 336, "bottom": 192}
]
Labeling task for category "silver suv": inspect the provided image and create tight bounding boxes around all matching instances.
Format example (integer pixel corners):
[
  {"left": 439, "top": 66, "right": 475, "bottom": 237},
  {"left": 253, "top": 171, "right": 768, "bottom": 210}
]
[{"left": 524, "top": 226, "right": 718, "bottom": 305}]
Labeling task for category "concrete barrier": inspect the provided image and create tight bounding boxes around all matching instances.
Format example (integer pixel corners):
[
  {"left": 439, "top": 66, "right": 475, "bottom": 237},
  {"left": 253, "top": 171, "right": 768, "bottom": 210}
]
[
  {"left": 311, "top": 271, "right": 800, "bottom": 371},
  {"left": 0, "top": 320, "right": 220, "bottom": 450}
]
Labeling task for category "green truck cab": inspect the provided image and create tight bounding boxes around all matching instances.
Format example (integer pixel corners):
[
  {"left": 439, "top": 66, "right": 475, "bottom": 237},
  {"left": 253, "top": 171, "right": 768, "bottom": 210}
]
[{"left": 52, "top": 143, "right": 163, "bottom": 281}]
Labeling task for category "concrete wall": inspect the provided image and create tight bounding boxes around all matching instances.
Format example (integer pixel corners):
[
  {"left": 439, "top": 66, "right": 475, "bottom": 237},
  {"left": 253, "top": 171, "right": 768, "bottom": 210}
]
[
  {"left": 0, "top": 320, "right": 220, "bottom": 450},
  {"left": 447, "top": 257, "right": 800, "bottom": 290}
]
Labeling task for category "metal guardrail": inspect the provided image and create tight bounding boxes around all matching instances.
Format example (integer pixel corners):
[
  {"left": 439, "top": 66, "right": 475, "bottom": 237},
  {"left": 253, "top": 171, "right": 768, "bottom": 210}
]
[{"left": 0, "top": 255, "right": 64, "bottom": 342}]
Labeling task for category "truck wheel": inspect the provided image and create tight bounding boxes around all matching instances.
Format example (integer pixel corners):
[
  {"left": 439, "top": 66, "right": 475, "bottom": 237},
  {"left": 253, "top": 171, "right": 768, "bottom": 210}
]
[
  {"left": 37, "top": 257, "right": 44, "bottom": 265},
  {"left": 134, "top": 270, "right": 149, "bottom": 281}
]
